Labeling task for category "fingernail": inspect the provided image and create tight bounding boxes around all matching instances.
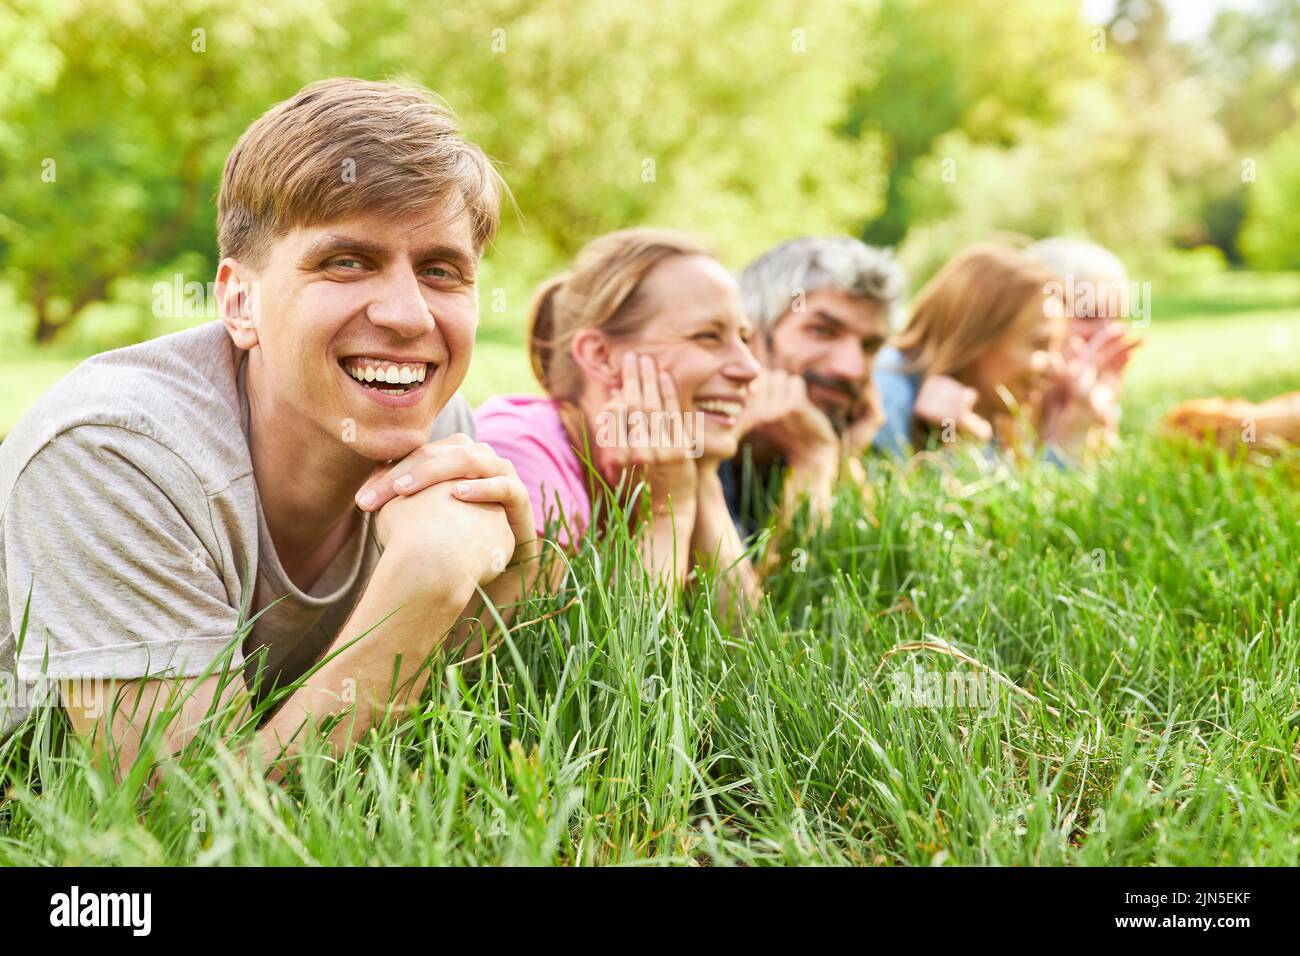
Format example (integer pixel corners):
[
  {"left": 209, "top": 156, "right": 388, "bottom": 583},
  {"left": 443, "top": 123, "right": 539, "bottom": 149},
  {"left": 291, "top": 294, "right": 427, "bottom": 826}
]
[
  {"left": 395, "top": 474, "right": 413, "bottom": 489},
  {"left": 455, "top": 481, "right": 470, "bottom": 497},
  {"left": 357, "top": 490, "right": 377, "bottom": 509}
]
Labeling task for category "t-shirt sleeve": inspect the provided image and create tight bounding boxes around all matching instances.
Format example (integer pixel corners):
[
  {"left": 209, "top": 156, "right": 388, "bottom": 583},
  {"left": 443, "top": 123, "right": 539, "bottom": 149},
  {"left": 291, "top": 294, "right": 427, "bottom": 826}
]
[
  {"left": 872, "top": 364, "right": 920, "bottom": 457},
  {"left": 428, "top": 393, "right": 477, "bottom": 442},
  {"left": 4, "top": 426, "right": 243, "bottom": 682}
]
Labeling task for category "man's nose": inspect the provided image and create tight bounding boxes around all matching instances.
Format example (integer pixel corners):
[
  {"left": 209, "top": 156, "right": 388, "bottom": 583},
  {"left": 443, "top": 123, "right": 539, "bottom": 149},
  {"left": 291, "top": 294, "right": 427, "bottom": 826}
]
[
  {"left": 825, "top": 341, "right": 868, "bottom": 385},
  {"left": 366, "top": 270, "right": 435, "bottom": 336}
]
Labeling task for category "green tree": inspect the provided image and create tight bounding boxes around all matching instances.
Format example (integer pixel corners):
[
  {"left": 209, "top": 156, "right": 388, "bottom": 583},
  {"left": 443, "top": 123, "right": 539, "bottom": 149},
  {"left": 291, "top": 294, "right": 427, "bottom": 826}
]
[
  {"left": 1240, "top": 117, "right": 1300, "bottom": 270},
  {"left": 0, "top": 0, "right": 400, "bottom": 343},
  {"left": 0, "top": 0, "right": 891, "bottom": 345},
  {"left": 383, "top": 0, "right": 886, "bottom": 268},
  {"left": 843, "top": 0, "right": 1100, "bottom": 249},
  {"left": 892, "top": 0, "right": 1230, "bottom": 281}
]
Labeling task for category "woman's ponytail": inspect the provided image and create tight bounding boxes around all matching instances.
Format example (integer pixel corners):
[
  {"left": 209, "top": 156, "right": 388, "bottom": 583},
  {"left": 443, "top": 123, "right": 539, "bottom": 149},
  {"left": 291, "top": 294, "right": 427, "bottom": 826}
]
[{"left": 526, "top": 273, "right": 569, "bottom": 392}]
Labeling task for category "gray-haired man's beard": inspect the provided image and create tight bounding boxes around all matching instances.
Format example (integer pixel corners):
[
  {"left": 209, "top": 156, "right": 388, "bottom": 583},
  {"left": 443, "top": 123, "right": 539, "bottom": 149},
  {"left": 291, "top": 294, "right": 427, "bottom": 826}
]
[{"left": 801, "top": 369, "right": 857, "bottom": 435}]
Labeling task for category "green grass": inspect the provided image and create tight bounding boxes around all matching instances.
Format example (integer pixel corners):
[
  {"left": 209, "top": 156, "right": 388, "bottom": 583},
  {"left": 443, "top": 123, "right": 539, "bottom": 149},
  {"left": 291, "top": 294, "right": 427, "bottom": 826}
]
[
  {"left": 0, "top": 270, "right": 1298, "bottom": 865},
  {"left": 2, "top": 435, "right": 1296, "bottom": 865}
]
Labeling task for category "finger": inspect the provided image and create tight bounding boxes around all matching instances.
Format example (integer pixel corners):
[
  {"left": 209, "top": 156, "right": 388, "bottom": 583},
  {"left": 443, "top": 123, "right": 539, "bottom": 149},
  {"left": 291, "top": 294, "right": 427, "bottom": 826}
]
[
  {"left": 788, "top": 375, "right": 813, "bottom": 415},
  {"left": 1097, "top": 332, "right": 1140, "bottom": 365},
  {"left": 400, "top": 449, "right": 508, "bottom": 495},
  {"left": 660, "top": 370, "right": 684, "bottom": 449},
  {"left": 452, "top": 475, "right": 523, "bottom": 508},
  {"left": 354, "top": 435, "right": 474, "bottom": 507},
  {"left": 620, "top": 351, "right": 643, "bottom": 411},
  {"left": 748, "top": 372, "right": 776, "bottom": 421},
  {"left": 640, "top": 354, "right": 663, "bottom": 413},
  {"left": 959, "top": 409, "right": 993, "bottom": 442},
  {"left": 360, "top": 445, "right": 505, "bottom": 510},
  {"left": 356, "top": 452, "right": 436, "bottom": 511},
  {"left": 456, "top": 476, "right": 538, "bottom": 559}
]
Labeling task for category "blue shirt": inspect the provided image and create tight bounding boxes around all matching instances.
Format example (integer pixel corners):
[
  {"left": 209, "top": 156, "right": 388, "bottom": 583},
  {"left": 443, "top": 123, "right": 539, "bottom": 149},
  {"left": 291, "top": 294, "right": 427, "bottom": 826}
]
[
  {"left": 718, "top": 447, "right": 781, "bottom": 540},
  {"left": 870, "top": 344, "right": 1068, "bottom": 467},
  {"left": 872, "top": 345, "right": 924, "bottom": 457}
]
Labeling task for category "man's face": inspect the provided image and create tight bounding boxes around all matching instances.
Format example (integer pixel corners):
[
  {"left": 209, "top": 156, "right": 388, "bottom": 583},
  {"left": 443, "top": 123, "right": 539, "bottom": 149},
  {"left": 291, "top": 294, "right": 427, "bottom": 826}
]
[
  {"left": 233, "top": 207, "right": 479, "bottom": 462},
  {"left": 763, "top": 287, "right": 889, "bottom": 429}
]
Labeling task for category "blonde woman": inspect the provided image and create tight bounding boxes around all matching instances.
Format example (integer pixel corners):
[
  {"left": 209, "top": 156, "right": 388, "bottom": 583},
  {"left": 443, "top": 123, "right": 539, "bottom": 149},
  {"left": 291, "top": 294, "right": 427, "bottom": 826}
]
[
  {"left": 871, "top": 243, "right": 1101, "bottom": 461},
  {"left": 474, "top": 229, "right": 763, "bottom": 602}
]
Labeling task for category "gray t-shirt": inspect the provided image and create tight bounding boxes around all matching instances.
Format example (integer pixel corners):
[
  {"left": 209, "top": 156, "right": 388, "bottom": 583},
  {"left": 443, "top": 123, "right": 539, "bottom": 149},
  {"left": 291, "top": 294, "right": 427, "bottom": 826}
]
[{"left": 0, "top": 321, "right": 475, "bottom": 736}]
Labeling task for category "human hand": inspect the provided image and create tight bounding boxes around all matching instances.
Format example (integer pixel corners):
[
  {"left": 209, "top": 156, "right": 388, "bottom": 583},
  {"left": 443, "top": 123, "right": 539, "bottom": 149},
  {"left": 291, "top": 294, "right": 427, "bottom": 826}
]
[
  {"left": 913, "top": 374, "right": 993, "bottom": 443},
  {"left": 373, "top": 480, "right": 516, "bottom": 592},
  {"left": 600, "top": 351, "right": 699, "bottom": 509},
  {"left": 741, "top": 368, "right": 839, "bottom": 470},
  {"left": 359, "top": 434, "right": 536, "bottom": 576}
]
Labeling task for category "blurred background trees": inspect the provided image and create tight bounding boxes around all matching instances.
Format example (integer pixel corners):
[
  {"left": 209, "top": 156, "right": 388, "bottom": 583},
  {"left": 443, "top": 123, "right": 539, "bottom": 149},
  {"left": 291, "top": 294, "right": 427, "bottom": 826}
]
[{"left": 0, "top": 0, "right": 1297, "bottom": 353}]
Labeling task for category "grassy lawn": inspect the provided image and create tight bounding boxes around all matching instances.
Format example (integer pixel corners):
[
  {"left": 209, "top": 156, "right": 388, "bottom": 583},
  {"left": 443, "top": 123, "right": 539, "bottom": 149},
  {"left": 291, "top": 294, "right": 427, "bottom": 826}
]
[{"left": 0, "top": 271, "right": 1297, "bottom": 865}]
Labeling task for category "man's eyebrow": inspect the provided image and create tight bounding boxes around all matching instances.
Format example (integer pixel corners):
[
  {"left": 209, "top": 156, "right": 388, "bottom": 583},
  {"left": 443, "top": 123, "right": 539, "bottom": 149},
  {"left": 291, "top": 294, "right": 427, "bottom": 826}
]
[
  {"left": 298, "top": 235, "right": 387, "bottom": 265},
  {"left": 413, "top": 243, "right": 477, "bottom": 273},
  {"left": 299, "top": 234, "right": 476, "bottom": 271},
  {"left": 809, "top": 309, "right": 845, "bottom": 329}
]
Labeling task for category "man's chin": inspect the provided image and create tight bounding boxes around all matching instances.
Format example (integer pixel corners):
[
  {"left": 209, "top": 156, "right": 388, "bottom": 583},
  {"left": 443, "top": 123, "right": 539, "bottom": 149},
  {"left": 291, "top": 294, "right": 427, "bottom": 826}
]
[
  {"left": 347, "top": 428, "right": 433, "bottom": 464},
  {"left": 815, "top": 403, "right": 851, "bottom": 435}
]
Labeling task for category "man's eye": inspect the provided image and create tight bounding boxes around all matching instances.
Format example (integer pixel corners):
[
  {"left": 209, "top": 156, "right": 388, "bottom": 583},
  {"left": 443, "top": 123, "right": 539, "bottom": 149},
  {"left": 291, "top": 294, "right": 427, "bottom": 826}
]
[
  {"left": 329, "top": 257, "right": 364, "bottom": 270},
  {"left": 423, "top": 264, "right": 458, "bottom": 281},
  {"left": 693, "top": 331, "right": 721, "bottom": 342}
]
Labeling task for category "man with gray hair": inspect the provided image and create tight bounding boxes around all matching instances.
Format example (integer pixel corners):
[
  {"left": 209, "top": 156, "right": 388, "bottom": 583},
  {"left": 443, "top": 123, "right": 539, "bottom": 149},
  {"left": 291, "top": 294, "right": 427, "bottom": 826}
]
[{"left": 720, "top": 235, "right": 906, "bottom": 533}]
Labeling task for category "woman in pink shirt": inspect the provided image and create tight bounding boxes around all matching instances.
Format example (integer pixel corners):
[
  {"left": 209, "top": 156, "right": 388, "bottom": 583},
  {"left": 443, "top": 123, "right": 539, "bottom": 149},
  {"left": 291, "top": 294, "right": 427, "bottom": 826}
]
[{"left": 477, "top": 228, "right": 763, "bottom": 603}]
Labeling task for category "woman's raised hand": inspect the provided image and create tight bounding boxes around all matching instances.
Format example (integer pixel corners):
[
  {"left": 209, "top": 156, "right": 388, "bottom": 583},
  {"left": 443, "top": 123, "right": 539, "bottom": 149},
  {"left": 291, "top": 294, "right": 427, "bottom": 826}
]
[{"left": 599, "top": 351, "right": 698, "bottom": 512}]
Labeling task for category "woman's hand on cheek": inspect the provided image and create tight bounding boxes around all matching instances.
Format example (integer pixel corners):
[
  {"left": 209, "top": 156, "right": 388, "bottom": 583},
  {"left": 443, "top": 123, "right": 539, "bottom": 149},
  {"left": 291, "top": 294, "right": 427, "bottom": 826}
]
[{"left": 601, "top": 351, "right": 698, "bottom": 508}]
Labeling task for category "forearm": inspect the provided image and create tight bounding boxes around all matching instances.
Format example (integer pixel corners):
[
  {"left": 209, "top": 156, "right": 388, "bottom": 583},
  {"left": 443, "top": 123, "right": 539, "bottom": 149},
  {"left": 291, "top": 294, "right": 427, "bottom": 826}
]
[
  {"left": 643, "top": 494, "right": 697, "bottom": 589},
  {"left": 780, "top": 447, "right": 838, "bottom": 528},
  {"left": 690, "top": 474, "right": 759, "bottom": 612},
  {"left": 257, "top": 552, "right": 474, "bottom": 772}
]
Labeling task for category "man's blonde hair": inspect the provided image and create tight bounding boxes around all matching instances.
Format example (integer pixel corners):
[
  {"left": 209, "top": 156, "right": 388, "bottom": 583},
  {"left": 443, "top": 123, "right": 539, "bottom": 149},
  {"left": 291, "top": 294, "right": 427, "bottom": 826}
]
[
  {"left": 218, "top": 77, "right": 503, "bottom": 265},
  {"left": 893, "top": 244, "right": 1064, "bottom": 377}
]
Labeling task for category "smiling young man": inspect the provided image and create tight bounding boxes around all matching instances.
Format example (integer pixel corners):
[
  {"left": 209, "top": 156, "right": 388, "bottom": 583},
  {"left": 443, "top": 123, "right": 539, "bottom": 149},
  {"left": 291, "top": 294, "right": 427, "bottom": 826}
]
[
  {"left": 0, "top": 79, "right": 537, "bottom": 775},
  {"left": 721, "top": 236, "right": 905, "bottom": 535}
]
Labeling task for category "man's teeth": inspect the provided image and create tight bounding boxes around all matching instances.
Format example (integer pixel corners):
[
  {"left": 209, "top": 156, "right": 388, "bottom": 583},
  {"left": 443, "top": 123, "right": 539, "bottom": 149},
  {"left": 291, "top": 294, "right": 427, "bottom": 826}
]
[
  {"left": 696, "top": 399, "right": 743, "bottom": 418},
  {"left": 342, "top": 359, "right": 428, "bottom": 388}
]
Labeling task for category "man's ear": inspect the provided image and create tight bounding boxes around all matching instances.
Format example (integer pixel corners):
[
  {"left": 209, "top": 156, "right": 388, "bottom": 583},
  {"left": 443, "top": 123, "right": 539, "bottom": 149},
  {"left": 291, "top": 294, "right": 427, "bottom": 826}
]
[
  {"left": 217, "top": 258, "right": 260, "bottom": 351},
  {"left": 570, "top": 328, "right": 621, "bottom": 388}
]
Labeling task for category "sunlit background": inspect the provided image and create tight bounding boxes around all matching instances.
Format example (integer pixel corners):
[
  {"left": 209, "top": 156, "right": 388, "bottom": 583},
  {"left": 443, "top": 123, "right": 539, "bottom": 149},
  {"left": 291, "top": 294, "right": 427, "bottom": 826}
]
[{"left": 1, "top": 0, "right": 1298, "bottom": 435}]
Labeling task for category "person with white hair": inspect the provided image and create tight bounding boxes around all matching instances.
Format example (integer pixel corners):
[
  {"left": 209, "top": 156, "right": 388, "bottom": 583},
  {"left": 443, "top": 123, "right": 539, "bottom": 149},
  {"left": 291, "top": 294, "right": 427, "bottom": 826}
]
[
  {"left": 872, "top": 237, "right": 1142, "bottom": 461},
  {"left": 723, "top": 235, "right": 907, "bottom": 534},
  {"left": 1024, "top": 237, "right": 1143, "bottom": 450}
]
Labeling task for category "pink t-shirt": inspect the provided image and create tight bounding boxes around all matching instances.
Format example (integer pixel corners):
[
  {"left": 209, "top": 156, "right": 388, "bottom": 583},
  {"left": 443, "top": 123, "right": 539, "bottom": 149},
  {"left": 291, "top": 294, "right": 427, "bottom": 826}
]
[{"left": 475, "top": 395, "right": 592, "bottom": 546}]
